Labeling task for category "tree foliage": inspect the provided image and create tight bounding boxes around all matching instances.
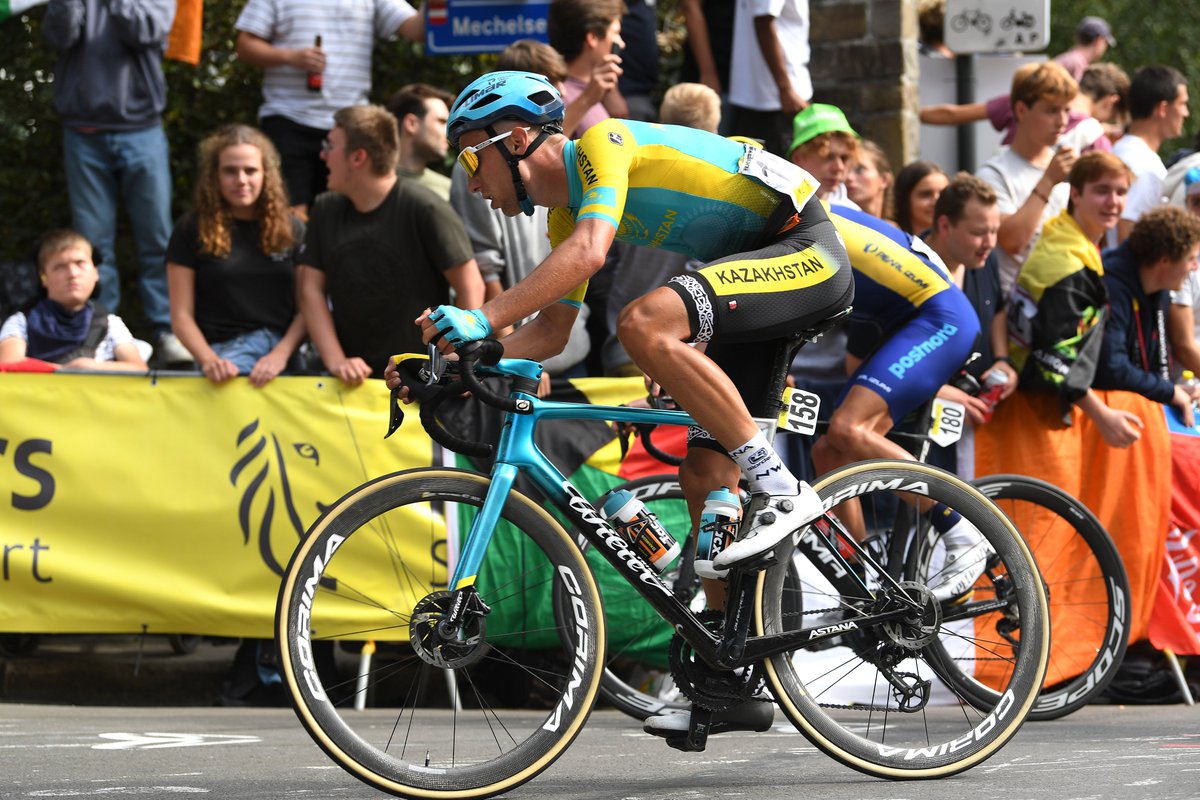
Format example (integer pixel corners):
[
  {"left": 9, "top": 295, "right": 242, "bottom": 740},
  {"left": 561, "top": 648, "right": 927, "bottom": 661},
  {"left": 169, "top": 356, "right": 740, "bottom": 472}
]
[
  {"left": 1046, "top": 0, "right": 1199, "bottom": 156},
  {"left": 3, "top": 0, "right": 1196, "bottom": 328}
]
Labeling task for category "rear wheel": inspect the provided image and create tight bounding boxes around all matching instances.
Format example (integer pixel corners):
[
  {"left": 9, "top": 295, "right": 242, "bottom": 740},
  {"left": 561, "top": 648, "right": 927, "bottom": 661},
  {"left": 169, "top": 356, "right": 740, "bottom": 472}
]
[
  {"left": 277, "top": 468, "right": 604, "bottom": 799},
  {"left": 969, "top": 475, "right": 1129, "bottom": 720},
  {"left": 758, "top": 460, "right": 1049, "bottom": 778}
]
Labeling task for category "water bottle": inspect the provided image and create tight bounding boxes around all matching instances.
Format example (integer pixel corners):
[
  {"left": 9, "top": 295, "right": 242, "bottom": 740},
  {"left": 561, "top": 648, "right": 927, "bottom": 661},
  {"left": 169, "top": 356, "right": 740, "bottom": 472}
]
[
  {"left": 600, "top": 489, "right": 681, "bottom": 573},
  {"left": 979, "top": 368, "right": 1010, "bottom": 424},
  {"left": 1182, "top": 370, "right": 1200, "bottom": 421},
  {"left": 694, "top": 487, "right": 741, "bottom": 579}
]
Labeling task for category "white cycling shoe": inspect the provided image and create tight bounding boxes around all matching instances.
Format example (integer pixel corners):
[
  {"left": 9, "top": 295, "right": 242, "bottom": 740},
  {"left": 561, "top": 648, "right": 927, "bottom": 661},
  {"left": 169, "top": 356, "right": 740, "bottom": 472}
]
[
  {"left": 712, "top": 484, "right": 822, "bottom": 571},
  {"left": 643, "top": 700, "right": 775, "bottom": 739},
  {"left": 931, "top": 517, "right": 992, "bottom": 603}
]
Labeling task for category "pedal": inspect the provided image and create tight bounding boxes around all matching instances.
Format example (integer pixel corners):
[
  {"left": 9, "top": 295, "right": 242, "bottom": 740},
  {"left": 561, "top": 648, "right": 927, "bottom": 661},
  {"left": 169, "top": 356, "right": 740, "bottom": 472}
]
[
  {"left": 681, "top": 706, "right": 713, "bottom": 752},
  {"left": 733, "top": 547, "right": 780, "bottom": 574}
]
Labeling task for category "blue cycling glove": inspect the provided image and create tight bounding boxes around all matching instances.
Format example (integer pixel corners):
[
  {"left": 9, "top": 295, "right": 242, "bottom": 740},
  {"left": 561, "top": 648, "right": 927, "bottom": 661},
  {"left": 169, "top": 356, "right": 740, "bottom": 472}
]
[{"left": 429, "top": 306, "right": 492, "bottom": 347}]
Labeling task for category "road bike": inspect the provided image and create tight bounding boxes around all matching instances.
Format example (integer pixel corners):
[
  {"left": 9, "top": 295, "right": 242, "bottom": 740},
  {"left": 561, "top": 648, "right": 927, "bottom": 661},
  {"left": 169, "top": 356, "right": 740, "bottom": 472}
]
[{"left": 275, "top": 331, "right": 1049, "bottom": 799}]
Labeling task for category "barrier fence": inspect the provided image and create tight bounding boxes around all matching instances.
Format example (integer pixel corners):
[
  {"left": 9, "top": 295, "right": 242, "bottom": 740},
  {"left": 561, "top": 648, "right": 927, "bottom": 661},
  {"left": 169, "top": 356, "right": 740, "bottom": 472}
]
[
  {"left": 0, "top": 372, "right": 643, "bottom": 638},
  {"left": 4, "top": 371, "right": 1197, "bottom": 662}
]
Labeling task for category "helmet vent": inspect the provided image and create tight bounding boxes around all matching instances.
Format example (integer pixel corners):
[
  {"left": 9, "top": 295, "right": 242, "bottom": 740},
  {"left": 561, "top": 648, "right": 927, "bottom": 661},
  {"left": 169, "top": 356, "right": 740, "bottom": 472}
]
[
  {"left": 528, "top": 90, "right": 556, "bottom": 107},
  {"left": 470, "top": 91, "right": 502, "bottom": 109}
]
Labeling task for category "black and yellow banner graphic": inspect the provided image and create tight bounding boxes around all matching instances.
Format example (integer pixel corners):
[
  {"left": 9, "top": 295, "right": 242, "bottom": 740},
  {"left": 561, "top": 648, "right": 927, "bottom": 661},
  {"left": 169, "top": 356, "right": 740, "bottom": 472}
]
[
  {"left": 0, "top": 372, "right": 648, "bottom": 639},
  {"left": 0, "top": 373, "right": 436, "bottom": 637}
]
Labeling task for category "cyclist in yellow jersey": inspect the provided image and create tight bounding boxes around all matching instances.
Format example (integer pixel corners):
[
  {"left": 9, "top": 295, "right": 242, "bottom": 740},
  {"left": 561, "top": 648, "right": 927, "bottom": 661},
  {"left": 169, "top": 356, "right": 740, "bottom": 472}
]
[{"left": 386, "top": 71, "right": 854, "bottom": 740}]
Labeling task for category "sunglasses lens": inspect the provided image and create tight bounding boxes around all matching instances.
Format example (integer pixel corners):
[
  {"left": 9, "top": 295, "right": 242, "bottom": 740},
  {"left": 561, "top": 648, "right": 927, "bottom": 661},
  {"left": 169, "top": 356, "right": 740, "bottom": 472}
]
[{"left": 458, "top": 149, "right": 479, "bottom": 178}]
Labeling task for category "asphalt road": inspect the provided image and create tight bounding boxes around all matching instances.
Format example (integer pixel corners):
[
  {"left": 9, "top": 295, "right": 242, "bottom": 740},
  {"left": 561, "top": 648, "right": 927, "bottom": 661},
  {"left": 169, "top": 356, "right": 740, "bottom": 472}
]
[{"left": 5, "top": 703, "right": 1200, "bottom": 799}]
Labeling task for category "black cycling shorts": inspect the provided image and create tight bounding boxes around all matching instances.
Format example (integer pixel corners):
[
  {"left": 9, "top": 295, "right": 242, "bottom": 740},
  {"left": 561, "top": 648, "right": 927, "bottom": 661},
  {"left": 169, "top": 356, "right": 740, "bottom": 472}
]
[{"left": 664, "top": 200, "right": 854, "bottom": 451}]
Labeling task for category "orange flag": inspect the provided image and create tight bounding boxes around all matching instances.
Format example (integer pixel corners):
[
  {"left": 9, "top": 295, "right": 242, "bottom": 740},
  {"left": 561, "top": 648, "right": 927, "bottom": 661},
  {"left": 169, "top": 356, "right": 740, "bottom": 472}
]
[{"left": 165, "top": 0, "right": 203, "bottom": 65}]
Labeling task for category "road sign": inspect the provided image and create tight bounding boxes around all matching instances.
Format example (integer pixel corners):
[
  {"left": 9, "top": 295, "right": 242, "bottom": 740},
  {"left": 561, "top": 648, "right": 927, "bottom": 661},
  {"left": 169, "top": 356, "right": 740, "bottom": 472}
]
[
  {"left": 425, "top": 0, "right": 551, "bottom": 55},
  {"left": 944, "top": 0, "right": 1050, "bottom": 54}
]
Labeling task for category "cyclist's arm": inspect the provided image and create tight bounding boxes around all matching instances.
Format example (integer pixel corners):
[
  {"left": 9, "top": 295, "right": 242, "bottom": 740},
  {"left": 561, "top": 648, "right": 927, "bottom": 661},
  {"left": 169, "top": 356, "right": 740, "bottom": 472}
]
[
  {"left": 498, "top": 301, "right": 580, "bottom": 362},
  {"left": 474, "top": 217, "right": 614, "bottom": 332}
]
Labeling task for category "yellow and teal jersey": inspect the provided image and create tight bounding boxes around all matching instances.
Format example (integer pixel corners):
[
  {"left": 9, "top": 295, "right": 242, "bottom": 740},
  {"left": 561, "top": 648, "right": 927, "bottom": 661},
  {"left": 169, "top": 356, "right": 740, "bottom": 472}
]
[{"left": 548, "top": 119, "right": 820, "bottom": 262}]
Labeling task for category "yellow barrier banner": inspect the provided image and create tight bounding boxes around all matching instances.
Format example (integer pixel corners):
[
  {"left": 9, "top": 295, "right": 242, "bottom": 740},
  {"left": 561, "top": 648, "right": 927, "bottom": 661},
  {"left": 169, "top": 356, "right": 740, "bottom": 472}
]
[{"left": 0, "top": 373, "right": 439, "bottom": 638}]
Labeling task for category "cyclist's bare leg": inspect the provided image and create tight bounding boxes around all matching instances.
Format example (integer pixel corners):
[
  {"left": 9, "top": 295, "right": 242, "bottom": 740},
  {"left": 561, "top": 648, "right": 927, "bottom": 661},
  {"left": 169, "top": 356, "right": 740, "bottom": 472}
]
[
  {"left": 620, "top": 286, "right": 821, "bottom": 573},
  {"left": 678, "top": 448, "right": 742, "bottom": 610},
  {"left": 813, "top": 384, "right": 985, "bottom": 601},
  {"left": 618, "top": 287, "right": 760, "bottom": 449}
]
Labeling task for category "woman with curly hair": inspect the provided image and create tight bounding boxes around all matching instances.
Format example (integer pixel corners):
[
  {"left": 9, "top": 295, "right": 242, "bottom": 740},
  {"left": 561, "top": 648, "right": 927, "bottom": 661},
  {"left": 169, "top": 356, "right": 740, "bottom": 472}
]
[{"left": 166, "top": 124, "right": 306, "bottom": 386}]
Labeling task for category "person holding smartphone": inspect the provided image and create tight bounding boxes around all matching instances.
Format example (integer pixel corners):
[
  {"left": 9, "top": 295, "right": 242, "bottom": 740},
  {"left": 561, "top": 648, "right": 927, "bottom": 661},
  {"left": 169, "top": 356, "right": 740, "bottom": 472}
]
[{"left": 547, "top": 0, "right": 628, "bottom": 138}]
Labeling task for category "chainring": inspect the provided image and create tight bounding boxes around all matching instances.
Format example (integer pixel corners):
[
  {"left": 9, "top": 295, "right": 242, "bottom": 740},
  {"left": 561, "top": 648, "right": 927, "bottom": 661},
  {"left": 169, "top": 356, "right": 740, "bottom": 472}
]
[{"left": 667, "top": 610, "right": 765, "bottom": 711}]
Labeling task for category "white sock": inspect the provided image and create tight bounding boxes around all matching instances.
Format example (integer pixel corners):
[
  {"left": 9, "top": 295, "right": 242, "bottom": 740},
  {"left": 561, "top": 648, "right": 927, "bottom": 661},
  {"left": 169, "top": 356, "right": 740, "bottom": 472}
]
[{"left": 729, "top": 431, "right": 800, "bottom": 496}]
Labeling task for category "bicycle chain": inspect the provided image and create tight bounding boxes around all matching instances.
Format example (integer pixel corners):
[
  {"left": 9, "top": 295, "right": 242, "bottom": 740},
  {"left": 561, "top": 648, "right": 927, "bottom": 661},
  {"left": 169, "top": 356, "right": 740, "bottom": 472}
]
[{"left": 777, "top": 605, "right": 849, "bottom": 620}]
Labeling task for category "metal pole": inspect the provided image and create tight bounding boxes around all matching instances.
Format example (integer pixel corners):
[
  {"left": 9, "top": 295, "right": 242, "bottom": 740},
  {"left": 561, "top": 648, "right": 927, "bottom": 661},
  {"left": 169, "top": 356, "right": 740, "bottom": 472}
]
[
  {"left": 955, "top": 54, "right": 976, "bottom": 172},
  {"left": 1163, "top": 649, "right": 1196, "bottom": 706}
]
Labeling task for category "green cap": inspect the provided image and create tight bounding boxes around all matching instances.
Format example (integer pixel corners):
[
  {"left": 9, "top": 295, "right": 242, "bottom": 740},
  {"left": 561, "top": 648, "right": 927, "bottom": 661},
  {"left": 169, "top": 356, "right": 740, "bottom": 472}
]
[{"left": 789, "top": 103, "right": 858, "bottom": 155}]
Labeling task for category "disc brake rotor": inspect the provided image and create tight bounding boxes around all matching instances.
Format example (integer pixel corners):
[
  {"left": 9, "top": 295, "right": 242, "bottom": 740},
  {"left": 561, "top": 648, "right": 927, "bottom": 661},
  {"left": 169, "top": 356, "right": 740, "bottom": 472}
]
[{"left": 410, "top": 591, "right": 490, "bottom": 668}]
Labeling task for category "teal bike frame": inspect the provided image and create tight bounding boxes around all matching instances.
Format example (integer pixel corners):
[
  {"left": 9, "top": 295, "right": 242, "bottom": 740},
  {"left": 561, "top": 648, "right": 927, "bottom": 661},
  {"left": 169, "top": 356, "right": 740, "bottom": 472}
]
[{"left": 430, "top": 351, "right": 921, "bottom": 671}]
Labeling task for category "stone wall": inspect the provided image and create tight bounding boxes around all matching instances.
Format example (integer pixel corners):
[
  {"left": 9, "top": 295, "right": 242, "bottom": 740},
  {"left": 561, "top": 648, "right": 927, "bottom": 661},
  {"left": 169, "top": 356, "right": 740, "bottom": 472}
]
[{"left": 810, "top": 0, "right": 920, "bottom": 168}]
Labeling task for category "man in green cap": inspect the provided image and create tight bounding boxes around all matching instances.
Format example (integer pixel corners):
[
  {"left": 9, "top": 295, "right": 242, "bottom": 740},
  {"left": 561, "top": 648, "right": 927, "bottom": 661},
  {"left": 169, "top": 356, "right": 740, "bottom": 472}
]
[{"left": 788, "top": 103, "right": 860, "bottom": 205}]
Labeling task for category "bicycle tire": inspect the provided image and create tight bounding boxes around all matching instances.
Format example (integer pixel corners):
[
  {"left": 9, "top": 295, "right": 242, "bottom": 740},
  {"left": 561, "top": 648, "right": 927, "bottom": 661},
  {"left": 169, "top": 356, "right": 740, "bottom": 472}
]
[
  {"left": 757, "top": 460, "right": 1049, "bottom": 779},
  {"left": 277, "top": 468, "right": 604, "bottom": 799},
  {"left": 964, "top": 475, "right": 1130, "bottom": 720}
]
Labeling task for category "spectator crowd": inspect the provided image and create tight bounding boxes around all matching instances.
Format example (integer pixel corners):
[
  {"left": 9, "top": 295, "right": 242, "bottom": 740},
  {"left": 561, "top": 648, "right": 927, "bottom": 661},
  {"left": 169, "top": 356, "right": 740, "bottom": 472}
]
[{"left": 3, "top": 0, "right": 1200, "bottom": 700}]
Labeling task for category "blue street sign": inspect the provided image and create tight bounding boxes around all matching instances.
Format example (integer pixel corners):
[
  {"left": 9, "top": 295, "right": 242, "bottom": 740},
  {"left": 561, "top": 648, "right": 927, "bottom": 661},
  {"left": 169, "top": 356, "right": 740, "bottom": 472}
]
[{"left": 425, "top": 0, "right": 551, "bottom": 55}]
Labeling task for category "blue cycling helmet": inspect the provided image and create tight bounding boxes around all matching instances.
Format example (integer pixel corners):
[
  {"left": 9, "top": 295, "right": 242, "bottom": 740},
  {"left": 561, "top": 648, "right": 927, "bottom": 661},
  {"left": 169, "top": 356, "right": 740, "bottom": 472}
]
[{"left": 447, "top": 70, "right": 564, "bottom": 149}]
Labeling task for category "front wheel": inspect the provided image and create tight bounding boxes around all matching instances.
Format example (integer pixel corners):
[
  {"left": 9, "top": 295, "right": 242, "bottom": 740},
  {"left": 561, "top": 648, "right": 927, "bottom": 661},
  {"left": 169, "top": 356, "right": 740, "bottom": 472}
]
[
  {"left": 277, "top": 468, "right": 605, "bottom": 799},
  {"left": 757, "top": 460, "right": 1049, "bottom": 779}
]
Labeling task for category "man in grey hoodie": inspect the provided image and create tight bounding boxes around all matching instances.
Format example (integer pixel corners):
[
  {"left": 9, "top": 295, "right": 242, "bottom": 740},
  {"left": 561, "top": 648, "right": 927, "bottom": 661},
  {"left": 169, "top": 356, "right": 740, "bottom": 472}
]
[{"left": 42, "top": 0, "right": 192, "bottom": 365}]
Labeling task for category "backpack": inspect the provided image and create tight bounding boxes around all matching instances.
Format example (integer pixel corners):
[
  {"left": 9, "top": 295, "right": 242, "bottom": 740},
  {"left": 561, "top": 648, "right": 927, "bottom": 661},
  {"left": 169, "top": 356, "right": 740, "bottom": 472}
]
[{"left": 1101, "top": 642, "right": 1200, "bottom": 705}]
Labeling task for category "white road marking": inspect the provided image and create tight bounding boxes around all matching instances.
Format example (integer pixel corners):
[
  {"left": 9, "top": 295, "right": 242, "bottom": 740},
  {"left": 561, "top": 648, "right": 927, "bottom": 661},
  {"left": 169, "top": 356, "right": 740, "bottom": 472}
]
[
  {"left": 92, "top": 733, "right": 260, "bottom": 750},
  {"left": 26, "top": 788, "right": 209, "bottom": 796}
]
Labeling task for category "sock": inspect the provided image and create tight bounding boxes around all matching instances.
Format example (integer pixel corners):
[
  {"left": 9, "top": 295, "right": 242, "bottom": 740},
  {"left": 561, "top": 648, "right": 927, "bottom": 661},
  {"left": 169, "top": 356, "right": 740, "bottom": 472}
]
[
  {"left": 729, "top": 431, "right": 799, "bottom": 495},
  {"left": 930, "top": 502, "right": 963, "bottom": 534}
]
